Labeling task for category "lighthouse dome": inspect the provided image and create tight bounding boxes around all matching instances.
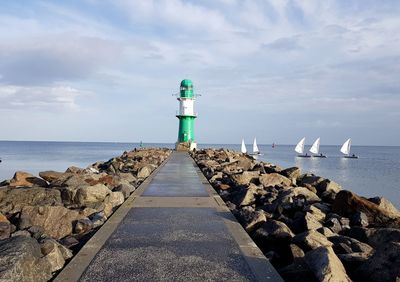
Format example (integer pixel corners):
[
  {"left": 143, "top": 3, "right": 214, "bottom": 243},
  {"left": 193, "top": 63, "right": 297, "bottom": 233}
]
[{"left": 180, "top": 79, "right": 194, "bottom": 98}]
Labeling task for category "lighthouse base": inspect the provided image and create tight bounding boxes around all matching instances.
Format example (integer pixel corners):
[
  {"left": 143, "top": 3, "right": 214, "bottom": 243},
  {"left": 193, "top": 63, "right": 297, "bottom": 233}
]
[{"left": 175, "top": 141, "right": 197, "bottom": 151}]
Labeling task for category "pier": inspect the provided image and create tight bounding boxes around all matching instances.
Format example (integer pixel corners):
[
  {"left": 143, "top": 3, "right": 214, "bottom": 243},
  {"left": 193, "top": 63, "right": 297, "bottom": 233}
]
[{"left": 55, "top": 151, "right": 282, "bottom": 281}]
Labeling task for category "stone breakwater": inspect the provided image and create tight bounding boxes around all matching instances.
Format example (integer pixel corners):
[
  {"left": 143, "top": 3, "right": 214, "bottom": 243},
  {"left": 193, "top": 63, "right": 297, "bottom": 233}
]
[
  {"left": 0, "top": 148, "right": 171, "bottom": 282},
  {"left": 191, "top": 148, "right": 400, "bottom": 282}
]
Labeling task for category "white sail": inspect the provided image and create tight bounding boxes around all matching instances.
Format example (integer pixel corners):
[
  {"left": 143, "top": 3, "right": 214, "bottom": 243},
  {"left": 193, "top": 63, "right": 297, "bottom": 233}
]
[
  {"left": 341, "top": 138, "right": 351, "bottom": 155},
  {"left": 295, "top": 137, "right": 305, "bottom": 154},
  {"left": 309, "top": 137, "right": 320, "bottom": 154},
  {"left": 241, "top": 139, "right": 247, "bottom": 154},
  {"left": 253, "top": 138, "right": 259, "bottom": 154}
]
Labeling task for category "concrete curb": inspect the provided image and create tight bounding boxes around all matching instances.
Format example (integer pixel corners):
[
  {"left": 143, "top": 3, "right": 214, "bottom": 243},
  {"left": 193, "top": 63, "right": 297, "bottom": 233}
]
[{"left": 53, "top": 152, "right": 172, "bottom": 282}]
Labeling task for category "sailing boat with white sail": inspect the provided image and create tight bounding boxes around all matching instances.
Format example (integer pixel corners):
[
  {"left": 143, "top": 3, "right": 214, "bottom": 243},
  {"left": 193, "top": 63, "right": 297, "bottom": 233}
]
[
  {"left": 241, "top": 139, "right": 247, "bottom": 154},
  {"left": 249, "top": 138, "right": 262, "bottom": 156},
  {"left": 310, "top": 137, "right": 326, "bottom": 158},
  {"left": 341, "top": 138, "right": 358, "bottom": 158},
  {"left": 295, "top": 137, "right": 310, "bottom": 157}
]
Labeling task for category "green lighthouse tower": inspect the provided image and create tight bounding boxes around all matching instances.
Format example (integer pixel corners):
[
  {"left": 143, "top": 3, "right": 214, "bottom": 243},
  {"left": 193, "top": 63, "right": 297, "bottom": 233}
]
[{"left": 175, "top": 79, "right": 197, "bottom": 151}]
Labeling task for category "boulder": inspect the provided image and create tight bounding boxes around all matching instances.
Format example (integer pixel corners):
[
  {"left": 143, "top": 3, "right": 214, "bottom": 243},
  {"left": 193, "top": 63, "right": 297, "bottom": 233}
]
[
  {"left": 19, "top": 205, "right": 84, "bottom": 239},
  {"left": 105, "top": 192, "right": 125, "bottom": 208},
  {"left": 0, "top": 187, "right": 62, "bottom": 214},
  {"left": 117, "top": 172, "right": 137, "bottom": 184},
  {"left": 237, "top": 207, "right": 268, "bottom": 233},
  {"left": 137, "top": 165, "right": 155, "bottom": 179},
  {"left": 279, "top": 260, "right": 317, "bottom": 282},
  {"left": 298, "top": 174, "right": 325, "bottom": 188},
  {"left": 259, "top": 173, "right": 291, "bottom": 188},
  {"left": 231, "top": 171, "right": 260, "bottom": 186},
  {"left": 11, "top": 230, "right": 31, "bottom": 238},
  {"left": 346, "top": 226, "right": 400, "bottom": 248},
  {"left": 254, "top": 220, "right": 294, "bottom": 243},
  {"left": 39, "top": 170, "right": 64, "bottom": 183},
  {"left": 356, "top": 242, "right": 400, "bottom": 282},
  {"left": 349, "top": 211, "right": 369, "bottom": 227},
  {"left": 293, "top": 230, "right": 333, "bottom": 251},
  {"left": 40, "top": 238, "right": 66, "bottom": 272},
  {"left": 304, "top": 212, "right": 324, "bottom": 231},
  {"left": 280, "top": 167, "right": 301, "bottom": 182},
  {"left": 317, "top": 227, "right": 335, "bottom": 237},
  {"left": 278, "top": 187, "right": 321, "bottom": 205},
  {"left": 8, "top": 171, "right": 48, "bottom": 188},
  {"left": 328, "top": 235, "right": 373, "bottom": 255},
  {"left": 74, "top": 184, "right": 111, "bottom": 207},
  {"left": 0, "top": 236, "right": 52, "bottom": 281},
  {"left": 0, "top": 222, "right": 10, "bottom": 240},
  {"left": 332, "top": 190, "right": 400, "bottom": 227},
  {"left": 368, "top": 196, "right": 400, "bottom": 218},
  {"left": 114, "top": 183, "right": 135, "bottom": 199},
  {"left": 305, "top": 246, "right": 351, "bottom": 282}
]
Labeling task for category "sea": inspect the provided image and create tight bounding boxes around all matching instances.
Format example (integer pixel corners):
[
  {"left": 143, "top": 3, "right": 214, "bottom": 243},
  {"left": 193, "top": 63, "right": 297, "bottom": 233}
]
[{"left": 0, "top": 141, "right": 399, "bottom": 208}]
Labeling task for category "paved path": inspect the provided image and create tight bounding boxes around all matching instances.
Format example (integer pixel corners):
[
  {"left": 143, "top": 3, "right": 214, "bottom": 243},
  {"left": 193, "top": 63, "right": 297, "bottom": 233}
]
[{"left": 55, "top": 152, "right": 282, "bottom": 282}]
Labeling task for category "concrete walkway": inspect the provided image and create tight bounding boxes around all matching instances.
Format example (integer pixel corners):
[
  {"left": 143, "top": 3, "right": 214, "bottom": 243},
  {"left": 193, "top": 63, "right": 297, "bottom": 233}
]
[{"left": 55, "top": 152, "right": 282, "bottom": 282}]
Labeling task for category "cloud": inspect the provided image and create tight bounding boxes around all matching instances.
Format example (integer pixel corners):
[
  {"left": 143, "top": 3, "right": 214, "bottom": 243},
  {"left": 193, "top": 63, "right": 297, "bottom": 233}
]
[
  {"left": 264, "top": 37, "right": 303, "bottom": 51},
  {"left": 0, "top": 85, "right": 84, "bottom": 111}
]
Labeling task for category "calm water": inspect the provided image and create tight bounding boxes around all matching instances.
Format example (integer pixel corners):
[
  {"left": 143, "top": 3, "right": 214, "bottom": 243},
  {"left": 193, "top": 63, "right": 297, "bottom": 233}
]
[{"left": 0, "top": 141, "right": 399, "bottom": 208}]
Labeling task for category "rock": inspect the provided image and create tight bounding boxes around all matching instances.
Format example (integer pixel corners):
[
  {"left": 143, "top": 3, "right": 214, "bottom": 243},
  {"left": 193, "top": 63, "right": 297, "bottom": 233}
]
[
  {"left": 279, "top": 187, "right": 321, "bottom": 206},
  {"left": 259, "top": 173, "right": 291, "bottom": 188},
  {"left": 0, "top": 187, "right": 62, "bottom": 214},
  {"left": 0, "top": 212, "right": 10, "bottom": 223},
  {"left": 114, "top": 183, "right": 135, "bottom": 198},
  {"left": 28, "top": 225, "right": 45, "bottom": 240},
  {"left": 316, "top": 180, "right": 342, "bottom": 200},
  {"left": 237, "top": 207, "right": 268, "bottom": 233},
  {"left": 39, "top": 170, "right": 64, "bottom": 183},
  {"left": 40, "top": 238, "right": 66, "bottom": 272},
  {"left": 65, "top": 166, "right": 84, "bottom": 173},
  {"left": 298, "top": 174, "right": 325, "bottom": 188},
  {"left": 60, "top": 236, "right": 80, "bottom": 248},
  {"left": 90, "top": 212, "right": 107, "bottom": 228},
  {"left": 0, "top": 222, "right": 10, "bottom": 240},
  {"left": 117, "top": 172, "right": 137, "bottom": 184},
  {"left": 293, "top": 230, "right": 333, "bottom": 251},
  {"left": 325, "top": 217, "right": 342, "bottom": 233},
  {"left": 0, "top": 236, "right": 52, "bottom": 281},
  {"left": 332, "top": 190, "right": 399, "bottom": 227},
  {"left": 8, "top": 171, "right": 48, "bottom": 188},
  {"left": 305, "top": 246, "right": 351, "bottom": 282},
  {"left": 356, "top": 242, "right": 400, "bottom": 282},
  {"left": 368, "top": 196, "right": 400, "bottom": 218},
  {"left": 11, "top": 230, "right": 31, "bottom": 238},
  {"left": 288, "top": 243, "right": 305, "bottom": 261},
  {"left": 317, "top": 227, "right": 335, "bottom": 237},
  {"left": 237, "top": 188, "right": 256, "bottom": 207},
  {"left": 74, "top": 218, "right": 93, "bottom": 234},
  {"left": 346, "top": 226, "right": 400, "bottom": 248},
  {"left": 280, "top": 167, "right": 301, "bottom": 184},
  {"left": 137, "top": 165, "right": 155, "bottom": 179},
  {"left": 254, "top": 220, "right": 294, "bottom": 243},
  {"left": 305, "top": 205, "right": 326, "bottom": 222},
  {"left": 74, "top": 184, "right": 111, "bottom": 207},
  {"left": 279, "top": 260, "right": 317, "bottom": 282},
  {"left": 19, "top": 205, "right": 84, "bottom": 240},
  {"left": 304, "top": 212, "right": 324, "bottom": 231},
  {"left": 350, "top": 211, "right": 369, "bottom": 227},
  {"left": 328, "top": 235, "right": 373, "bottom": 255},
  {"left": 231, "top": 171, "right": 260, "bottom": 186},
  {"left": 106, "top": 192, "right": 125, "bottom": 208}
]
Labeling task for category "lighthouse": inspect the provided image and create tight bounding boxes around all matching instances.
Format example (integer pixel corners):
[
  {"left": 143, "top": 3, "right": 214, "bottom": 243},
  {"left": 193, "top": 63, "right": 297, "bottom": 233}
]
[{"left": 175, "top": 79, "right": 197, "bottom": 151}]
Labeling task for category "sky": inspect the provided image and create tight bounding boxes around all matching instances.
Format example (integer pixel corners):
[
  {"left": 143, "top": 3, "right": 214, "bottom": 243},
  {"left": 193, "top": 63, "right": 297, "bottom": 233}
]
[{"left": 0, "top": 0, "right": 399, "bottom": 145}]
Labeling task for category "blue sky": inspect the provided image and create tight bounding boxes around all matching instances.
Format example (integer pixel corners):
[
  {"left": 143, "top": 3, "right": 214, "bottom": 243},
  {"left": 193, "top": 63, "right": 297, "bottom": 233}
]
[{"left": 0, "top": 0, "right": 399, "bottom": 145}]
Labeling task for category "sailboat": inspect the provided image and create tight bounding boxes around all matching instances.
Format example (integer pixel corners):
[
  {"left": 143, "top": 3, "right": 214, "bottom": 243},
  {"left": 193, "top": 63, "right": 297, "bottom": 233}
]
[
  {"left": 241, "top": 139, "right": 247, "bottom": 154},
  {"left": 341, "top": 138, "right": 358, "bottom": 158},
  {"left": 249, "top": 138, "right": 262, "bottom": 156},
  {"left": 310, "top": 137, "right": 326, "bottom": 158},
  {"left": 295, "top": 137, "right": 311, "bottom": 158}
]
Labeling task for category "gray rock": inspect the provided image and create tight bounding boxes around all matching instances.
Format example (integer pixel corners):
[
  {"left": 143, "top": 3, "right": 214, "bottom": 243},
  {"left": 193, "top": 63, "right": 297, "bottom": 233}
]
[
  {"left": 254, "top": 220, "right": 294, "bottom": 243},
  {"left": 350, "top": 211, "right": 369, "bottom": 227},
  {"left": 305, "top": 246, "right": 351, "bottom": 282},
  {"left": 113, "top": 183, "right": 135, "bottom": 198},
  {"left": 0, "top": 222, "right": 10, "bottom": 240},
  {"left": 237, "top": 207, "right": 268, "bottom": 233},
  {"left": 259, "top": 173, "right": 291, "bottom": 188},
  {"left": 346, "top": 227, "right": 400, "bottom": 248},
  {"left": 325, "top": 217, "right": 342, "bottom": 233},
  {"left": 0, "top": 187, "right": 62, "bottom": 214},
  {"left": 368, "top": 196, "right": 400, "bottom": 218},
  {"left": 328, "top": 235, "right": 374, "bottom": 255},
  {"left": 293, "top": 230, "right": 333, "bottom": 251},
  {"left": 137, "top": 165, "right": 155, "bottom": 179},
  {"left": 0, "top": 236, "right": 52, "bottom": 281},
  {"left": 317, "top": 227, "right": 335, "bottom": 238},
  {"left": 11, "top": 230, "right": 31, "bottom": 238},
  {"left": 356, "top": 242, "right": 400, "bottom": 282},
  {"left": 40, "top": 238, "right": 66, "bottom": 272},
  {"left": 74, "top": 184, "right": 111, "bottom": 207},
  {"left": 231, "top": 171, "right": 260, "bottom": 186},
  {"left": 280, "top": 167, "right": 301, "bottom": 185}
]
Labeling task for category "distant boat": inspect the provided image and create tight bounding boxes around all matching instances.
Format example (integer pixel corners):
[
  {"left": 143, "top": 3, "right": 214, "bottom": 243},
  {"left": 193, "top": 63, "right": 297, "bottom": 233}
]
[
  {"left": 341, "top": 138, "right": 358, "bottom": 158},
  {"left": 241, "top": 139, "right": 247, "bottom": 154},
  {"left": 249, "top": 138, "right": 262, "bottom": 156},
  {"left": 310, "top": 137, "right": 326, "bottom": 158},
  {"left": 272, "top": 142, "right": 275, "bottom": 148},
  {"left": 295, "top": 137, "right": 311, "bottom": 158}
]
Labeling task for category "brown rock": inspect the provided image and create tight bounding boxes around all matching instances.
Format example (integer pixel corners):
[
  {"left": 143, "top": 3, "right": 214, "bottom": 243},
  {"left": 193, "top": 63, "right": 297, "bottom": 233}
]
[
  {"left": 39, "top": 170, "right": 64, "bottom": 183},
  {"left": 19, "top": 205, "right": 84, "bottom": 239},
  {"left": 259, "top": 173, "right": 291, "bottom": 188},
  {"left": 9, "top": 171, "right": 48, "bottom": 188},
  {"left": 254, "top": 220, "right": 294, "bottom": 243},
  {"left": 231, "top": 171, "right": 260, "bottom": 186},
  {"left": 368, "top": 196, "right": 400, "bottom": 218},
  {"left": 74, "top": 184, "right": 111, "bottom": 207}
]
